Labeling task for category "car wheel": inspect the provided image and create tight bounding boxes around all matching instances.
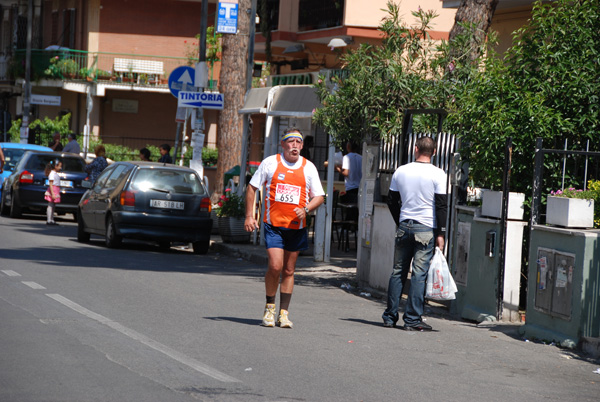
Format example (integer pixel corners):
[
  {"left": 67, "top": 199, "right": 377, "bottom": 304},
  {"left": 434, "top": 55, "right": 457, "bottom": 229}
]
[
  {"left": 9, "top": 193, "right": 22, "bottom": 218},
  {"left": 0, "top": 192, "right": 8, "bottom": 216},
  {"left": 192, "top": 240, "right": 210, "bottom": 255},
  {"left": 76, "top": 211, "right": 90, "bottom": 243},
  {"left": 105, "top": 215, "right": 122, "bottom": 248}
]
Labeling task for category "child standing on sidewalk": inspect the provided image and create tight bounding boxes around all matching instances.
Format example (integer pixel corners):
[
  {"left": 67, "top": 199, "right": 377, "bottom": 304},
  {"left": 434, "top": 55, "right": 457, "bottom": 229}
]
[{"left": 44, "top": 159, "right": 62, "bottom": 225}]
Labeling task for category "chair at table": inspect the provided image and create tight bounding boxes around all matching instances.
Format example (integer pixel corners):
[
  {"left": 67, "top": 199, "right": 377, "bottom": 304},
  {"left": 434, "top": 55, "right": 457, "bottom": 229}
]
[{"left": 332, "top": 190, "right": 358, "bottom": 252}]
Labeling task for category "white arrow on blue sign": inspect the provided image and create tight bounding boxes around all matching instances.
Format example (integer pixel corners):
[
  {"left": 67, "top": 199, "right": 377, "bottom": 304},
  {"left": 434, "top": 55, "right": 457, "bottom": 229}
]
[
  {"left": 178, "top": 91, "right": 224, "bottom": 110},
  {"left": 168, "top": 66, "right": 195, "bottom": 98}
]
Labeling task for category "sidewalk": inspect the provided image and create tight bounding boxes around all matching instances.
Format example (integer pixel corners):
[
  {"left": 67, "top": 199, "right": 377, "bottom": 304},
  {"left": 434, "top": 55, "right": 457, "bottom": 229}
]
[{"left": 209, "top": 233, "right": 358, "bottom": 280}]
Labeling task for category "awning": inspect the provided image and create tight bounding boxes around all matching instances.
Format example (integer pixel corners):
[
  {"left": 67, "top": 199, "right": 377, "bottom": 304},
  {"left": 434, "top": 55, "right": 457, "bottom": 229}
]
[
  {"left": 238, "top": 87, "right": 271, "bottom": 114},
  {"left": 267, "top": 85, "right": 321, "bottom": 118}
]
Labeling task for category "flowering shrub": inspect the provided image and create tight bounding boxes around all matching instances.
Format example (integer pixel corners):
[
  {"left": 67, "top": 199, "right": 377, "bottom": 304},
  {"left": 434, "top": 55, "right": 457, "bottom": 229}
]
[
  {"left": 215, "top": 188, "right": 245, "bottom": 218},
  {"left": 550, "top": 180, "right": 600, "bottom": 228}
]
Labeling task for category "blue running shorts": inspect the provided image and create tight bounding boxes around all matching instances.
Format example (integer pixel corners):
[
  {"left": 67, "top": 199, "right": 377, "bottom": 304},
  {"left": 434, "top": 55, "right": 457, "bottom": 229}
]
[{"left": 263, "top": 222, "right": 308, "bottom": 252}]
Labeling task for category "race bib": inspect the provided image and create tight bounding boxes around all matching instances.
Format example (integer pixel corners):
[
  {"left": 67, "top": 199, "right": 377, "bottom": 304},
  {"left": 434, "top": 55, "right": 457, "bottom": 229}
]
[{"left": 275, "top": 183, "right": 301, "bottom": 204}]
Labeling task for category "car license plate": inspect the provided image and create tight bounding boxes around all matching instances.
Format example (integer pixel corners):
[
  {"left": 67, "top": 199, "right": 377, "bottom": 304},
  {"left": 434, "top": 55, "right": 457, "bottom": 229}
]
[
  {"left": 150, "top": 199, "right": 184, "bottom": 210},
  {"left": 45, "top": 179, "right": 73, "bottom": 188}
]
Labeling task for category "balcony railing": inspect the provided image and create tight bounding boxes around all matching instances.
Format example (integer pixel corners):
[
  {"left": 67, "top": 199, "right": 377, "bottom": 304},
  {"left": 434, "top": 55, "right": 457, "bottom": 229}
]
[{"left": 7, "top": 49, "right": 219, "bottom": 90}]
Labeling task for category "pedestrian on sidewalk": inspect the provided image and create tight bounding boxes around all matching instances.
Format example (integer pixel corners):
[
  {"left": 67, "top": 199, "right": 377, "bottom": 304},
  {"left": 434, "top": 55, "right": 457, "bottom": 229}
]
[
  {"left": 44, "top": 159, "right": 62, "bottom": 225},
  {"left": 62, "top": 134, "right": 81, "bottom": 154},
  {"left": 244, "top": 127, "right": 325, "bottom": 329},
  {"left": 382, "top": 136, "right": 448, "bottom": 331},
  {"left": 158, "top": 144, "right": 173, "bottom": 164}
]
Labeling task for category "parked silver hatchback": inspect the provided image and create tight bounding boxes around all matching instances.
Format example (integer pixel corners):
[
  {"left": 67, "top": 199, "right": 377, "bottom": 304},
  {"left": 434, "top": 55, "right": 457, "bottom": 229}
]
[{"left": 77, "top": 161, "right": 212, "bottom": 254}]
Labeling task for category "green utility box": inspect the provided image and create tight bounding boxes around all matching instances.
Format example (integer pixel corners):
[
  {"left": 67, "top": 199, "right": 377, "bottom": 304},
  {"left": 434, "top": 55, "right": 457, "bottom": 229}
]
[
  {"left": 522, "top": 225, "right": 600, "bottom": 347},
  {"left": 451, "top": 206, "right": 526, "bottom": 323}
]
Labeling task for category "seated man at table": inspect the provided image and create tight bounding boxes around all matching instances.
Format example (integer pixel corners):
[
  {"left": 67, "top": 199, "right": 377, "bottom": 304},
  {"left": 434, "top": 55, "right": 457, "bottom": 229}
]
[{"left": 336, "top": 141, "right": 362, "bottom": 220}]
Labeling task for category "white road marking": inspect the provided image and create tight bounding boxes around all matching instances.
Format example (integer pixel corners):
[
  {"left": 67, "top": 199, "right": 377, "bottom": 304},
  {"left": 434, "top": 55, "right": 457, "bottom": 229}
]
[
  {"left": 45, "top": 293, "right": 240, "bottom": 383},
  {"left": 1, "top": 270, "right": 21, "bottom": 277},
  {"left": 22, "top": 281, "right": 46, "bottom": 290}
]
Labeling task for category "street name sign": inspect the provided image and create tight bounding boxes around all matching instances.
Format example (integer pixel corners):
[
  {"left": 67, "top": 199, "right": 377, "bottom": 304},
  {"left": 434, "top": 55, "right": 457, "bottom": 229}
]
[
  {"left": 216, "top": 0, "right": 238, "bottom": 34},
  {"left": 178, "top": 91, "right": 224, "bottom": 110},
  {"left": 31, "top": 94, "right": 61, "bottom": 106},
  {"left": 168, "top": 66, "right": 195, "bottom": 98}
]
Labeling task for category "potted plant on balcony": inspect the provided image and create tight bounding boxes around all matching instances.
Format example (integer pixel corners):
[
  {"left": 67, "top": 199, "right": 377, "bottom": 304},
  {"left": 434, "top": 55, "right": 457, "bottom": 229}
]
[
  {"left": 215, "top": 188, "right": 250, "bottom": 243},
  {"left": 58, "top": 59, "right": 79, "bottom": 79},
  {"left": 546, "top": 181, "right": 600, "bottom": 228}
]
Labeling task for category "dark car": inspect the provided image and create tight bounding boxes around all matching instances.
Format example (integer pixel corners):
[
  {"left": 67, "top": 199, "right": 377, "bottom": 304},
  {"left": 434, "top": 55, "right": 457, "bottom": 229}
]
[
  {"left": 0, "top": 142, "right": 53, "bottom": 200},
  {"left": 1, "top": 150, "right": 88, "bottom": 218},
  {"left": 76, "top": 161, "right": 213, "bottom": 254}
]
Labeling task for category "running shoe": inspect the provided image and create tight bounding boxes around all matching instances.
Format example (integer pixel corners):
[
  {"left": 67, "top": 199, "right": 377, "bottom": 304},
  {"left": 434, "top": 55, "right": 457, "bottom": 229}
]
[
  {"left": 262, "top": 303, "right": 276, "bottom": 327},
  {"left": 277, "top": 309, "right": 293, "bottom": 328}
]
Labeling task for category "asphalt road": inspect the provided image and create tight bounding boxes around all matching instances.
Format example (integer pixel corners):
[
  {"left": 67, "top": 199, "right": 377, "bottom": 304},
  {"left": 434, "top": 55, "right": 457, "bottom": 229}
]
[{"left": 1, "top": 214, "right": 599, "bottom": 401}]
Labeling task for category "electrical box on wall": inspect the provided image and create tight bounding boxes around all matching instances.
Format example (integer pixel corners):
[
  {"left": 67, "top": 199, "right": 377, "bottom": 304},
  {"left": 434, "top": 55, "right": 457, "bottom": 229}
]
[{"left": 535, "top": 247, "right": 575, "bottom": 319}]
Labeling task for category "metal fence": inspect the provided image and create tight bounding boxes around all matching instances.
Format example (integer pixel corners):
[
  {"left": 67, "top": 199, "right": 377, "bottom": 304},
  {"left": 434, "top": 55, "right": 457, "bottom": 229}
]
[
  {"left": 531, "top": 137, "right": 600, "bottom": 226},
  {"left": 10, "top": 49, "right": 220, "bottom": 90}
]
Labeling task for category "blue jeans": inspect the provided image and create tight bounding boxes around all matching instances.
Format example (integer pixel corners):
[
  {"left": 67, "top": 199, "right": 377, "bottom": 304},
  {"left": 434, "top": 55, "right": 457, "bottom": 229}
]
[{"left": 382, "top": 220, "right": 435, "bottom": 326}]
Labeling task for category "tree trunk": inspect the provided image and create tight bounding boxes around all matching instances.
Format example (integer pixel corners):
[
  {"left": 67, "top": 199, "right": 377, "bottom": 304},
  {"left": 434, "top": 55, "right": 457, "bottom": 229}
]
[
  {"left": 216, "top": 0, "right": 251, "bottom": 200},
  {"left": 448, "top": 0, "right": 499, "bottom": 63}
]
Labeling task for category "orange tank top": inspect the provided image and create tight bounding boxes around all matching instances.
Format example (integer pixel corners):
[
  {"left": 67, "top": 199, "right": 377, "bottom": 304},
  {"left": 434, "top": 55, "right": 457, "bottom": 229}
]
[{"left": 264, "top": 154, "right": 309, "bottom": 229}]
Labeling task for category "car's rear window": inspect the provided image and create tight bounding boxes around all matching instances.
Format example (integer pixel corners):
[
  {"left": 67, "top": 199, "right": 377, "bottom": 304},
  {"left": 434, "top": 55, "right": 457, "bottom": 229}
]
[
  {"left": 1, "top": 149, "right": 26, "bottom": 172},
  {"left": 26, "top": 154, "right": 86, "bottom": 173},
  {"left": 130, "top": 168, "right": 206, "bottom": 195}
]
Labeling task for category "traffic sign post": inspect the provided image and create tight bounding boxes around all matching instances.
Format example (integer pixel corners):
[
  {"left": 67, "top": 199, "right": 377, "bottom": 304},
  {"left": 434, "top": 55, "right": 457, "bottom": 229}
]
[
  {"left": 178, "top": 91, "right": 224, "bottom": 110},
  {"left": 216, "top": 0, "right": 239, "bottom": 34},
  {"left": 168, "top": 66, "right": 195, "bottom": 98}
]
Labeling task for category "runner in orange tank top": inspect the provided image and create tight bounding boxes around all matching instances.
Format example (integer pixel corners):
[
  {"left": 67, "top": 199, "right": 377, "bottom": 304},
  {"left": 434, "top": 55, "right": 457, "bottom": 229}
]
[{"left": 245, "top": 128, "right": 325, "bottom": 328}]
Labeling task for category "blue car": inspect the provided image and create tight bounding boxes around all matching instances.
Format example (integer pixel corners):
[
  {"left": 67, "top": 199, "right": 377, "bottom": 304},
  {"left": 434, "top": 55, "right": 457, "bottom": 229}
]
[{"left": 1, "top": 142, "right": 53, "bottom": 200}]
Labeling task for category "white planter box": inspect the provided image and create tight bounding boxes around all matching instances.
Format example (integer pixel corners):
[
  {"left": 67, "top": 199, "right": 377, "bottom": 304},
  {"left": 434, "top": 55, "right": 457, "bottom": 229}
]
[
  {"left": 481, "top": 190, "right": 525, "bottom": 220},
  {"left": 546, "top": 196, "right": 595, "bottom": 228}
]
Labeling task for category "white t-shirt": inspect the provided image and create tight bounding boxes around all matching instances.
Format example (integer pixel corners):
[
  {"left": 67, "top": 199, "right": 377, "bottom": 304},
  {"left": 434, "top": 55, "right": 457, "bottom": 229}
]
[
  {"left": 250, "top": 154, "right": 325, "bottom": 198},
  {"left": 48, "top": 170, "right": 60, "bottom": 186},
  {"left": 389, "top": 162, "right": 447, "bottom": 228},
  {"left": 342, "top": 152, "right": 362, "bottom": 191}
]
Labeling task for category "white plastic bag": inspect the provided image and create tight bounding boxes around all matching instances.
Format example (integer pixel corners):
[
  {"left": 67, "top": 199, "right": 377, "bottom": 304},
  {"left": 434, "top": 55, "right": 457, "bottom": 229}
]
[{"left": 426, "top": 248, "right": 458, "bottom": 301}]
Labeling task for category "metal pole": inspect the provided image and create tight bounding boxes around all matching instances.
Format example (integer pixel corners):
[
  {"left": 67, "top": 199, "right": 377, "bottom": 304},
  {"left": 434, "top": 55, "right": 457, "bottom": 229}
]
[
  {"left": 173, "top": 122, "right": 182, "bottom": 164},
  {"left": 530, "top": 137, "right": 544, "bottom": 227},
  {"left": 20, "top": 0, "right": 33, "bottom": 144},
  {"left": 584, "top": 140, "right": 589, "bottom": 190},
  {"left": 497, "top": 137, "right": 512, "bottom": 321},
  {"left": 561, "top": 139, "right": 567, "bottom": 190},
  {"left": 199, "top": 0, "right": 208, "bottom": 63}
]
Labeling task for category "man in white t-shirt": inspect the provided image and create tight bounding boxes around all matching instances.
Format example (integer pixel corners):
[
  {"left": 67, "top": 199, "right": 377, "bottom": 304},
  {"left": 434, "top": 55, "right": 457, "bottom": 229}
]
[
  {"left": 336, "top": 141, "right": 362, "bottom": 205},
  {"left": 382, "top": 136, "right": 448, "bottom": 331},
  {"left": 245, "top": 127, "right": 325, "bottom": 329}
]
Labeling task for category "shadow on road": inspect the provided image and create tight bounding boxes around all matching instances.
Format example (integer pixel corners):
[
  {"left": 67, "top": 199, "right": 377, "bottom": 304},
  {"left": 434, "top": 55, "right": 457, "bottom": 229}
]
[
  {"left": 204, "top": 316, "right": 262, "bottom": 326},
  {"left": 0, "top": 217, "right": 267, "bottom": 279}
]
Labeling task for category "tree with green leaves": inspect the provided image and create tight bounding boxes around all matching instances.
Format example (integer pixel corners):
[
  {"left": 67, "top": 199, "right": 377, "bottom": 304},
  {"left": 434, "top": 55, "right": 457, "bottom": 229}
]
[
  {"left": 313, "top": 2, "right": 457, "bottom": 146},
  {"left": 451, "top": 0, "right": 600, "bottom": 194}
]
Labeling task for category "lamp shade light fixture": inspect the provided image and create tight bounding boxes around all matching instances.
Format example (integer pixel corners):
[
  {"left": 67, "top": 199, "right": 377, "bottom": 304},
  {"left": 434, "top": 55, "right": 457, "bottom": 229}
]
[{"left": 327, "top": 37, "right": 352, "bottom": 49}]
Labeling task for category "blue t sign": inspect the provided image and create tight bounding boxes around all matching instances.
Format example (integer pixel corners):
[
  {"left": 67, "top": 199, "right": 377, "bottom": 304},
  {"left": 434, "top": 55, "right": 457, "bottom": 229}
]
[{"left": 216, "top": 1, "right": 238, "bottom": 34}]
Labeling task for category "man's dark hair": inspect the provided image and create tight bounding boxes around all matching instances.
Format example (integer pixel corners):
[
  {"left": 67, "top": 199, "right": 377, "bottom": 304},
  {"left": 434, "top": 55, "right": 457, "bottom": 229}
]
[
  {"left": 347, "top": 141, "right": 360, "bottom": 153},
  {"left": 415, "top": 136, "right": 436, "bottom": 157},
  {"left": 160, "top": 143, "right": 171, "bottom": 152},
  {"left": 67, "top": 133, "right": 76, "bottom": 141},
  {"left": 140, "top": 148, "right": 151, "bottom": 160}
]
